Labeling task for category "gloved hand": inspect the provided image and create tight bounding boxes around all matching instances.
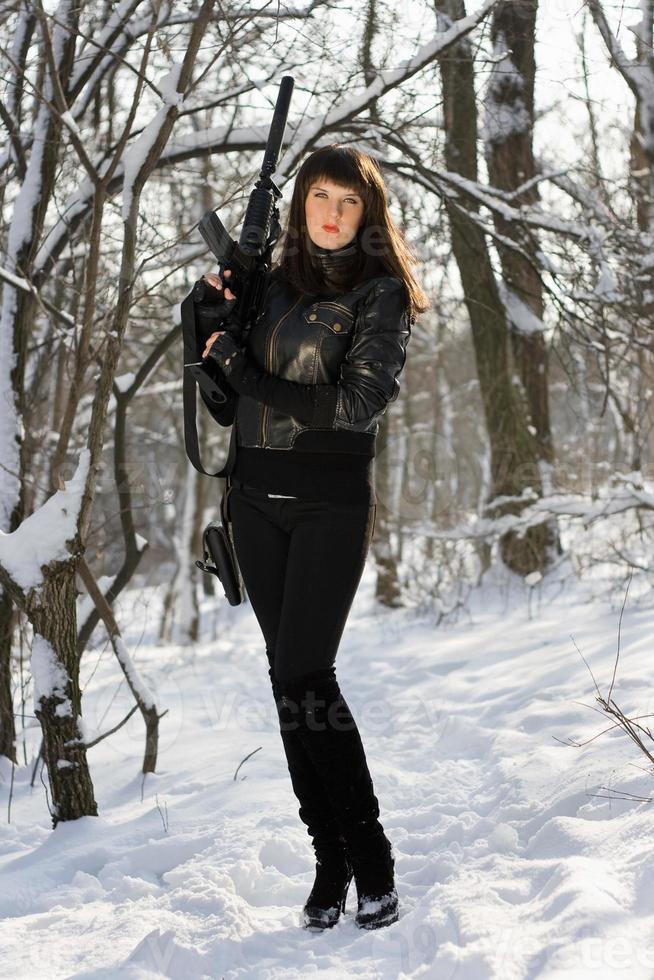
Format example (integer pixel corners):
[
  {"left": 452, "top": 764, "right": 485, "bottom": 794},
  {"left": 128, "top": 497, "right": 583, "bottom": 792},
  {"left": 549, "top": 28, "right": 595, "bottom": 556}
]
[
  {"left": 203, "top": 331, "right": 247, "bottom": 384},
  {"left": 197, "top": 268, "right": 241, "bottom": 341}
]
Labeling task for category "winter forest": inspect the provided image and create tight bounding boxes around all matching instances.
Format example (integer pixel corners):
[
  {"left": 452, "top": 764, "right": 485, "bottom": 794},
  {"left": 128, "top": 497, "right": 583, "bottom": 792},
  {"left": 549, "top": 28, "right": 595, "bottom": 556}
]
[{"left": 2, "top": 0, "right": 654, "bottom": 977}]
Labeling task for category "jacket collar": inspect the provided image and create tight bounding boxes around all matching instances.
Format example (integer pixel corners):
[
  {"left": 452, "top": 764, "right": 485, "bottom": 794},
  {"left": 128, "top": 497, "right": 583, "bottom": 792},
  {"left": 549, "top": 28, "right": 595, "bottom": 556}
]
[
  {"left": 307, "top": 237, "right": 359, "bottom": 286},
  {"left": 307, "top": 237, "right": 385, "bottom": 291}
]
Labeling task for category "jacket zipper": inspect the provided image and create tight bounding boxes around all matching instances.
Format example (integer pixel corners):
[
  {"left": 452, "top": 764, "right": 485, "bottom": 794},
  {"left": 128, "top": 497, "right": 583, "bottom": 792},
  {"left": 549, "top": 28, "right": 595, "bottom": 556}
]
[{"left": 260, "top": 295, "right": 302, "bottom": 446}]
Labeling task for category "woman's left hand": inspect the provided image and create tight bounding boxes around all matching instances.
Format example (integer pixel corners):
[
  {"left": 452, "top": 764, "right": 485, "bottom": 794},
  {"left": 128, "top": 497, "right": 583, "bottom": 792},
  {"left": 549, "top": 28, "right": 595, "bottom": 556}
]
[{"left": 202, "top": 330, "right": 243, "bottom": 375}]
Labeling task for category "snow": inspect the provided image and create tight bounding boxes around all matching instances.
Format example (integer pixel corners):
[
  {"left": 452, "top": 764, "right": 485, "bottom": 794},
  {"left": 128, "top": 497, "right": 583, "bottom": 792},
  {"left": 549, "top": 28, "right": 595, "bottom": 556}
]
[
  {"left": 498, "top": 281, "right": 545, "bottom": 335},
  {"left": 31, "top": 635, "right": 73, "bottom": 718},
  {"left": 1, "top": 2, "right": 82, "bottom": 532},
  {"left": 0, "top": 449, "right": 90, "bottom": 591},
  {"left": 482, "top": 29, "right": 532, "bottom": 144},
  {"left": 594, "top": 262, "right": 619, "bottom": 299},
  {"left": 70, "top": 0, "right": 152, "bottom": 96},
  {"left": 122, "top": 106, "right": 167, "bottom": 222},
  {"left": 1, "top": 555, "right": 654, "bottom": 978},
  {"left": 30, "top": 0, "right": 532, "bottom": 282},
  {"left": 60, "top": 110, "right": 81, "bottom": 138},
  {"left": 158, "top": 61, "right": 184, "bottom": 108},
  {"left": 0, "top": 279, "right": 20, "bottom": 530},
  {"left": 0, "top": 266, "right": 34, "bottom": 292},
  {"left": 113, "top": 635, "right": 156, "bottom": 711},
  {"left": 122, "top": 63, "right": 183, "bottom": 221},
  {"left": 135, "top": 532, "right": 148, "bottom": 552},
  {"left": 276, "top": 0, "right": 498, "bottom": 181},
  {"left": 115, "top": 371, "right": 137, "bottom": 393},
  {"left": 1, "top": 100, "right": 53, "bottom": 529}
]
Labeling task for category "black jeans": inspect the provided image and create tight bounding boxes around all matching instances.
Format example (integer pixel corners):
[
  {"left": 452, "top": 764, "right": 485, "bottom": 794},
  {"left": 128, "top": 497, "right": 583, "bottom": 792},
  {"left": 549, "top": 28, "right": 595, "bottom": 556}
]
[{"left": 228, "top": 484, "right": 376, "bottom": 685}]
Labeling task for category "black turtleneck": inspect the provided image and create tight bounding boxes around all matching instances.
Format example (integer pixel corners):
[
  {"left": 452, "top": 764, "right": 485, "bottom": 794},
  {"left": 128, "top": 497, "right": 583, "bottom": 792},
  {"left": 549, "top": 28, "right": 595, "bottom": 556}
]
[
  {"left": 307, "top": 236, "right": 386, "bottom": 292},
  {"left": 307, "top": 237, "right": 360, "bottom": 286}
]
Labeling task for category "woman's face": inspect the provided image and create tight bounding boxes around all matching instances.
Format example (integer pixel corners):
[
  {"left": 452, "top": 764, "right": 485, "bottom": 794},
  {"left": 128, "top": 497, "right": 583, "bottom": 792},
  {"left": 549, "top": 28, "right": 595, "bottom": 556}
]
[{"left": 305, "top": 178, "right": 365, "bottom": 249}]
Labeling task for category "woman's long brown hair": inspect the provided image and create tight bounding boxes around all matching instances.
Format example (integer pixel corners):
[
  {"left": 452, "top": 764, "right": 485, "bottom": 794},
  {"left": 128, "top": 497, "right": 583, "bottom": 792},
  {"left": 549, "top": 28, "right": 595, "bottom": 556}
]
[{"left": 274, "top": 144, "right": 430, "bottom": 322}]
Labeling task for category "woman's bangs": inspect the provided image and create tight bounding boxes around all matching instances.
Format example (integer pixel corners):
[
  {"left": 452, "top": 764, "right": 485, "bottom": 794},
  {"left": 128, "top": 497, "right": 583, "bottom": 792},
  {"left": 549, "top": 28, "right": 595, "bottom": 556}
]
[{"left": 303, "top": 153, "right": 368, "bottom": 204}]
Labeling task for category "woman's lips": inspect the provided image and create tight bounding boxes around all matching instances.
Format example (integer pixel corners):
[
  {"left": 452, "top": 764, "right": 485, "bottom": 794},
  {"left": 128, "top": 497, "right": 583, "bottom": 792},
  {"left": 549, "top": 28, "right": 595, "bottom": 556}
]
[{"left": 322, "top": 225, "right": 339, "bottom": 233}]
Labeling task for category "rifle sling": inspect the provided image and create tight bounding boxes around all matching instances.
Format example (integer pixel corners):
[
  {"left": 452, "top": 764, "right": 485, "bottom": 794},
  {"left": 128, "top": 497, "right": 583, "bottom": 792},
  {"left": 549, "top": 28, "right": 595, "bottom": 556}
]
[{"left": 181, "top": 289, "right": 237, "bottom": 480}]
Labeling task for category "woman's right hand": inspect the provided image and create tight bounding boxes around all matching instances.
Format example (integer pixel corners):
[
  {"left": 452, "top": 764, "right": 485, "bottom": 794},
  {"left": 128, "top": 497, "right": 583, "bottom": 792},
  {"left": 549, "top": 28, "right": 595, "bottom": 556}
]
[{"left": 202, "top": 268, "right": 236, "bottom": 301}]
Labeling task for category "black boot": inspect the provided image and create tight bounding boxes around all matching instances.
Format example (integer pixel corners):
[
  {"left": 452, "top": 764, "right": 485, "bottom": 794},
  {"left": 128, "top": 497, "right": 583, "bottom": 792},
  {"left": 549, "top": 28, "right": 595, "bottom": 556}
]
[
  {"left": 269, "top": 654, "right": 353, "bottom": 929},
  {"left": 299, "top": 836, "right": 353, "bottom": 930},
  {"left": 276, "top": 667, "right": 399, "bottom": 931}
]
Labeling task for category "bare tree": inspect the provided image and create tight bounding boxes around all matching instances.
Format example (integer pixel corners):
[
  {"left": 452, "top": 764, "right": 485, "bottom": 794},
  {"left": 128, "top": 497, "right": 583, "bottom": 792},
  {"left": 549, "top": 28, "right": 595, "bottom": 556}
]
[
  {"left": 483, "top": 0, "right": 560, "bottom": 555},
  {"left": 0, "top": 0, "right": 216, "bottom": 823},
  {"left": 434, "top": 0, "right": 552, "bottom": 576}
]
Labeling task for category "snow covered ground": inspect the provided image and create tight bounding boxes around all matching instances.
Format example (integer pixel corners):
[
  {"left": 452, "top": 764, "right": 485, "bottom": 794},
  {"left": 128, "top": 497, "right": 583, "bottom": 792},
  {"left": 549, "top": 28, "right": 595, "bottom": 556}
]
[{"left": 1, "top": 555, "right": 653, "bottom": 979}]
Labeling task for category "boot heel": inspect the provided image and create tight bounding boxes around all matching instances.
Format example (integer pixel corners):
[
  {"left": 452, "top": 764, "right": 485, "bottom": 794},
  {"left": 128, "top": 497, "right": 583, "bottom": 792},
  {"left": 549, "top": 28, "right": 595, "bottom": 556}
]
[
  {"left": 302, "top": 863, "right": 353, "bottom": 930},
  {"left": 340, "top": 872, "right": 353, "bottom": 912}
]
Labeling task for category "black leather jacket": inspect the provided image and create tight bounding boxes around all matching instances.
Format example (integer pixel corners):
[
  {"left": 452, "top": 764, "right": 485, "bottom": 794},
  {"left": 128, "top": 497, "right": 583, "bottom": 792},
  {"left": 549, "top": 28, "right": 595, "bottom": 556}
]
[{"left": 200, "top": 269, "right": 412, "bottom": 455}]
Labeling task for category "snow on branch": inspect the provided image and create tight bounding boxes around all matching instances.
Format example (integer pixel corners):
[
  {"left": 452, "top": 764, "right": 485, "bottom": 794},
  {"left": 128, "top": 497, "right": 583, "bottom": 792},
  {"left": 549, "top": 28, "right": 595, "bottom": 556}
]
[
  {"left": 69, "top": 0, "right": 157, "bottom": 98},
  {"left": 113, "top": 634, "right": 156, "bottom": 711},
  {"left": 277, "top": 0, "right": 499, "bottom": 178},
  {"left": 482, "top": 28, "right": 532, "bottom": 144},
  {"left": 122, "top": 60, "right": 184, "bottom": 219},
  {"left": 497, "top": 281, "right": 544, "bottom": 334},
  {"left": 33, "top": 0, "right": 499, "bottom": 275},
  {"left": 421, "top": 474, "right": 654, "bottom": 544},
  {"left": 431, "top": 168, "right": 592, "bottom": 240},
  {"left": 0, "top": 449, "right": 90, "bottom": 591},
  {"left": 32, "top": 634, "right": 73, "bottom": 718},
  {"left": 588, "top": 0, "right": 654, "bottom": 104}
]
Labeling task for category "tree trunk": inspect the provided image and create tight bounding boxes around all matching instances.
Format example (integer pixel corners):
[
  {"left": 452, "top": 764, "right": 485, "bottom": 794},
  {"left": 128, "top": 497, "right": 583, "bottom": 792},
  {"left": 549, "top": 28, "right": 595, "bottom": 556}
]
[
  {"left": 436, "top": 0, "right": 554, "bottom": 576},
  {"left": 15, "top": 558, "right": 97, "bottom": 827},
  {"left": 0, "top": 590, "right": 17, "bottom": 762},
  {"left": 484, "top": 0, "right": 561, "bottom": 558},
  {"left": 0, "top": 4, "right": 80, "bottom": 763},
  {"left": 374, "top": 412, "right": 403, "bottom": 607}
]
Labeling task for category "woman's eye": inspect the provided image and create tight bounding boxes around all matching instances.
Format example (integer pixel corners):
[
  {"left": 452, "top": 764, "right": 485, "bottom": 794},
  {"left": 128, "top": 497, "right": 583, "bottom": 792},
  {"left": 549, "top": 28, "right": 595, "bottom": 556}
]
[{"left": 314, "top": 193, "right": 358, "bottom": 203}]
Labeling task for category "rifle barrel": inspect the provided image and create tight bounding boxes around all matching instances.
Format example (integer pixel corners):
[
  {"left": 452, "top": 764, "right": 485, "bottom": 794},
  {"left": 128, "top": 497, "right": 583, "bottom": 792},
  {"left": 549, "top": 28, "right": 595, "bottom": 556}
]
[{"left": 261, "top": 75, "right": 294, "bottom": 177}]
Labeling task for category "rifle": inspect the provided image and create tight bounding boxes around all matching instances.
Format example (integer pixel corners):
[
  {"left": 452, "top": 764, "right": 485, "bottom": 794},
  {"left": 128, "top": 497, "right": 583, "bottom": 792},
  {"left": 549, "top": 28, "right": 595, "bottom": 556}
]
[{"left": 184, "top": 75, "right": 295, "bottom": 417}]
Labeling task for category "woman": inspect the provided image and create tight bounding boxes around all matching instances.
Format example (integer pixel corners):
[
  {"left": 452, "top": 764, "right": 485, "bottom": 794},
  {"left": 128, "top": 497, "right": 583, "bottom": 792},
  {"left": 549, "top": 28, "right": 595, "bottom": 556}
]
[{"left": 199, "top": 145, "right": 429, "bottom": 931}]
